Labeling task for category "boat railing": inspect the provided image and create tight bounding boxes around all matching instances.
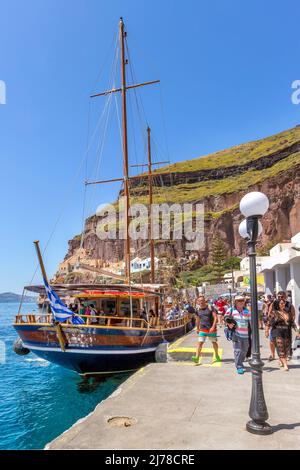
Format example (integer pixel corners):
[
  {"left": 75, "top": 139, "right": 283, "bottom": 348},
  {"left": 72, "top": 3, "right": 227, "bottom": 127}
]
[
  {"left": 79, "top": 315, "right": 149, "bottom": 328},
  {"left": 14, "top": 312, "right": 190, "bottom": 329},
  {"left": 160, "top": 315, "right": 189, "bottom": 329},
  {"left": 14, "top": 313, "right": 53, "bottom": 324},
  {"left": 14, "top": 313, "right": 149, "bottom": 328}
]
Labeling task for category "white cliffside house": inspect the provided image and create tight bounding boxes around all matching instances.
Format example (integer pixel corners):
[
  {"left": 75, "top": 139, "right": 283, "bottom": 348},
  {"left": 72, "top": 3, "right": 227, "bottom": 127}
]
[
  {"left": 130, "top": 257, "right": 159, "bottom": 273},
  {"left": 259, "top": 232, "right": 300, "bottom": 311}
]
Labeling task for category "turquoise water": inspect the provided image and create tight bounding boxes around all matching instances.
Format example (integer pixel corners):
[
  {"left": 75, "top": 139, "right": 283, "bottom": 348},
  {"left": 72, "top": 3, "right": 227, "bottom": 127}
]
[{"left": 0, "top": 303, "right": 129, "bottom": 450}]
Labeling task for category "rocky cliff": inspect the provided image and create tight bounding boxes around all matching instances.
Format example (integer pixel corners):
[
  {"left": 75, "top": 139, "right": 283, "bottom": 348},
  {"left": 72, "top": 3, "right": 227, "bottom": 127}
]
[{"left": 63, "top": 126, "right": 300, "bottom": 274}]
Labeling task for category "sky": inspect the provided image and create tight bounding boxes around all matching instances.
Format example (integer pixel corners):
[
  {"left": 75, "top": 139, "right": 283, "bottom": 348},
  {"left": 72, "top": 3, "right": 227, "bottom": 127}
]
[{"left": 1, "top": 0, "right": 300, "bottom": 293}]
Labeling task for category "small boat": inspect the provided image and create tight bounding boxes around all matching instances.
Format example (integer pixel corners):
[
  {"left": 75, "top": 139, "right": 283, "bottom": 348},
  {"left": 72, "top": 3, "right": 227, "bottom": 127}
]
[{"left": 13, "top": 18, "right": 194, "bottom": 376}]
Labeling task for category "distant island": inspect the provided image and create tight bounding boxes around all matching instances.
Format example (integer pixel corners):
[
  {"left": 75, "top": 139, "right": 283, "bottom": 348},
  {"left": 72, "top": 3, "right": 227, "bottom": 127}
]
[{"left": 0, "top": 292, "right": 36, "bottom": 303}]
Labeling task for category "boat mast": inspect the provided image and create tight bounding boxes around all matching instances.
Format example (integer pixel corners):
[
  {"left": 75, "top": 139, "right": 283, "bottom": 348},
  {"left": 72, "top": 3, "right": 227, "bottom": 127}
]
[
  {"left": 88, "top": 18, "right": 162, "bottom": 284},
  {"left": 119, "top": 17, "right": 131, "bottom": 284},
  {"left": 131, "top": 127, "right": 169, "bottom": 283},
  {"left": 147, "top": 126, "right": 155, "bottom": 284}
]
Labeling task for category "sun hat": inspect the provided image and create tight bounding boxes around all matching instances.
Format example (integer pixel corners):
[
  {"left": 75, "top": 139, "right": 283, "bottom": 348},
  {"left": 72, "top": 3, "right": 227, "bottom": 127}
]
[{"left": 234, "top": 295, "right": 245, "bottom": 301}]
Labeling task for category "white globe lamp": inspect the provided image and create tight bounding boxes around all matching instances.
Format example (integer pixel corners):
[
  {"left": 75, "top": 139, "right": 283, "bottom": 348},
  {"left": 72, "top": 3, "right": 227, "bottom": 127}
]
[
  {"left": 240, "top": 192, "right": 269, "bottom": 218},
  {"left": 239, "top": 219, "right": 263, "bottom": 240},
  {"left": 238, "top": 219, "right": 249, "bottom": 239}
]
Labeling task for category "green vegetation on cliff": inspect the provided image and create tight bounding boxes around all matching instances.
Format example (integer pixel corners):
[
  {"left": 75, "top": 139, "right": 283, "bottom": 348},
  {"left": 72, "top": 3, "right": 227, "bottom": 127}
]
[
  {"left": 85, "top": 126, "right": 300, "bottom": 232},
  {"left": 153, "top": 125, "right": 300, "bottom": 173},
  {"left": 96, "top": 126, "right": 300, "bottom": 233}
]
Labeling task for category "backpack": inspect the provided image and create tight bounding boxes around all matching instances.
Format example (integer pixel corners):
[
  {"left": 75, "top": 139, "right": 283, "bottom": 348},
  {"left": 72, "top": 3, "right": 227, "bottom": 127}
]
[
  {"left": 224, "top": 313, "right": 237, "bottom": 341},
  {"left": 224, "top": 326, "right": 236, "bottom": 341}
]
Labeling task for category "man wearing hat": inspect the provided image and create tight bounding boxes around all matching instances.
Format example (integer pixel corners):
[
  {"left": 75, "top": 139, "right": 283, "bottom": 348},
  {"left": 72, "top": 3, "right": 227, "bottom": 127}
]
[{"left": 227, "top": 295, "right": 251, "bottom": 374}]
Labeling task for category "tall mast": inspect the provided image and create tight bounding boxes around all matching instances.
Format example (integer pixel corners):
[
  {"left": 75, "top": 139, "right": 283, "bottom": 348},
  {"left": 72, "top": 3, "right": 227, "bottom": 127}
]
[
  {"left": 89, "top": 18, "right": 162, "bottom": 285},
  {"left": 147, "top": 127, "right": 155, "bottom": 284},
  {"left": 119, "top": 17, "right": 131, "bottom": 283}
]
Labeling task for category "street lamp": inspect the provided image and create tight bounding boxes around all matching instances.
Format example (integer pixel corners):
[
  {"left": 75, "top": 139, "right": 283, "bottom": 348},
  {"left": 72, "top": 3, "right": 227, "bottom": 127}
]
[{"left": 239, "top": 191, "right": 273, "bottom": 435}]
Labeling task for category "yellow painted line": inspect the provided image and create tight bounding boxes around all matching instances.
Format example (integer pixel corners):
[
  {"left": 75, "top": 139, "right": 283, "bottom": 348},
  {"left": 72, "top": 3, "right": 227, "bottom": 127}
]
[
  {"left": 169, "top": 347, "right": 216, "bottom": 353},
  {"left": 168, "top": 347, "right": 223, "bottom": 368},
  {"left": 168, "top": 347, "right": 196, "bottom": 353},
  {"left": 168, "top": 331, "right": 194, "bottom": 350}
]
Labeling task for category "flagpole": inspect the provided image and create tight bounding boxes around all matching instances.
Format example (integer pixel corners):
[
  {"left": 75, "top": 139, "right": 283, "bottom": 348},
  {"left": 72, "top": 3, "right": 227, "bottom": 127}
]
[
  {"left": 33, "top": 240, "right": 49, "bottom": 283},
  {"left": 33, "top": 240, "right": 66, "bottom": 352}
]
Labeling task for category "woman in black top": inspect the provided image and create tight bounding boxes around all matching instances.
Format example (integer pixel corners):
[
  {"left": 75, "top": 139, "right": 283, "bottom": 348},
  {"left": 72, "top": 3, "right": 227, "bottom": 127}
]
[{"left": 266, "top": 299, "right": 297, "bottom": 371}]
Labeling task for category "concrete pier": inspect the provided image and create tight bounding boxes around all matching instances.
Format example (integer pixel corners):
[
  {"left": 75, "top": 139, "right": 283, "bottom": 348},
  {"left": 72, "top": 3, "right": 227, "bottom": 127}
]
[{"left": 47, "top": 328, "right": 300, "bottom": 450}]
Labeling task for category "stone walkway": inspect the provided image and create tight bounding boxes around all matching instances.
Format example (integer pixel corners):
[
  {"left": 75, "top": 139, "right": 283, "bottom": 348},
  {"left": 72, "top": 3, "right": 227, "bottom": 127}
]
[{"left": 47, "top": 327, "right": 300, "bottom": 450}]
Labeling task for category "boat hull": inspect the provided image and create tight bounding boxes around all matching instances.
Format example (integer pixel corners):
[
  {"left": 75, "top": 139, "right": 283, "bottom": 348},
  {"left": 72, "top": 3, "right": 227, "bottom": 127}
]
[
  {"left": 14, "top": 322, "right": 193, "bottom": 375},
  {"left": 25, "top": 345, "right": 156, "bottom": 375}
]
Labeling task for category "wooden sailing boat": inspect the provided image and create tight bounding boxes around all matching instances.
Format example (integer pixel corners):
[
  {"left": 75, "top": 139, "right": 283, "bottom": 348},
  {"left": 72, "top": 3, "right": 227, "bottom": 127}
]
[{"left": 13, "top": 18, "right": 194, "bottom": 376}]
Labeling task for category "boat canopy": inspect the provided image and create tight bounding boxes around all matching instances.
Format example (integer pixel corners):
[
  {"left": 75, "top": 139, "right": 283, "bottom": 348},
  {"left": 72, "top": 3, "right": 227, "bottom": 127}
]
[
  {"left": 24, "top": 283, "right": 162, "bottom": 298},
  {"left": 74, "top": 290, "right": 147, "bottom": 299}
]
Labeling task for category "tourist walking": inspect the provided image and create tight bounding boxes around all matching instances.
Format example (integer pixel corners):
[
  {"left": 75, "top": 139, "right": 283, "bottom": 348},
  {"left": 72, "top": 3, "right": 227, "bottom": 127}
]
[
  {"left": 216, "top": 297, "right": 226, "bottom": 327},
  {"left": 192, "top": 295, "right": 221, "bottom": 366},
  {"left": 263, "top": 294, "right": 276, "bottom": 361},
  {"left": 258, "top": 297, "right": 264, "bottom": 329},
  {"left": 265, "top": 299, "right": 297, "bottom": 371},
  {"left": 228, "top": 295, "right": 251, "bottom": 374},
  {"left": 269, "top": 291, "right": 296, "bottom": 358}
]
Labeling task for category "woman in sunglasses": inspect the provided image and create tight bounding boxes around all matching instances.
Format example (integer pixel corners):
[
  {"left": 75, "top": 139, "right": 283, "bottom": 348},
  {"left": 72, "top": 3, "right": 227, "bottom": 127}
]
[{"left": 266, "top": 299, "right": 298, "bottom": 371}]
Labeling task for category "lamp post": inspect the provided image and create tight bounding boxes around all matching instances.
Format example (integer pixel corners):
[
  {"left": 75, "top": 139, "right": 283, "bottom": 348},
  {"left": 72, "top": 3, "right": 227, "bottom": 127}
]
[{"left": 238, "top": 191, "right": 273, "bottom": 435}]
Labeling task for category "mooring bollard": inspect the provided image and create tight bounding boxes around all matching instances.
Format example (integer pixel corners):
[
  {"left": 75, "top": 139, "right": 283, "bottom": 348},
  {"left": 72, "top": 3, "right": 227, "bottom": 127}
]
[{"left": 155, "top": 342, "right": 169, "bottom": 363}]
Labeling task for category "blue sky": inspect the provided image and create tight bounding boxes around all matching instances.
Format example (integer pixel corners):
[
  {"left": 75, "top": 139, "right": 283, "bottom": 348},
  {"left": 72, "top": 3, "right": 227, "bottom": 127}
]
[{"left": 1, "top": 0, "right": 300, "bottom": 293}]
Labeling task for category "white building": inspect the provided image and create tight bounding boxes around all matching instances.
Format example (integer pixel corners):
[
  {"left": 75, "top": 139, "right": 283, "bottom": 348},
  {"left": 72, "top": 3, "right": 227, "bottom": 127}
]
[
  {"left": 223, "top": 256, "right": 269, "bottom": 288},
  {"left": 130, "top": 257, "right": 159, "bottom": 273},
  {"left": 259, "top": 232, "right": 300, "bottom": 310}
]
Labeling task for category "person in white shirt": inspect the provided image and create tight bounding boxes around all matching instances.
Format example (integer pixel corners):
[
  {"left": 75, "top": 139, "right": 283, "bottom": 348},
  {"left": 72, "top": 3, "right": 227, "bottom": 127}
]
[{"left": 257, "top": 297, "right": 264, "bottom": 329}]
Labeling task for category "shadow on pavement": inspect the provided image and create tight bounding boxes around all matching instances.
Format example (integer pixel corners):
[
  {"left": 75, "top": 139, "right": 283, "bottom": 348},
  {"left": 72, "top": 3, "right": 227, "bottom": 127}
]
[{"left": 272, "top": 422, "right": 300, "bottom": 432}]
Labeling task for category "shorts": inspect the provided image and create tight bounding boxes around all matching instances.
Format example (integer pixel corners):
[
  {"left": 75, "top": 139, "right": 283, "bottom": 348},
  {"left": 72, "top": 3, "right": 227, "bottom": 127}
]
[
  {"left": 198, "top": 331, "right": 218, "bottom": 343},
  {"left": 269, "top": 328, "right": 275, "bottom": 343}
]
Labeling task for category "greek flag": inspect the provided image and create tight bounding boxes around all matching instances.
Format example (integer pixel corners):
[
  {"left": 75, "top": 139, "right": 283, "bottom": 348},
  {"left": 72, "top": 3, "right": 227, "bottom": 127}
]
[{"left": 44, "top": 279, "right": 84, "bottom": 324}]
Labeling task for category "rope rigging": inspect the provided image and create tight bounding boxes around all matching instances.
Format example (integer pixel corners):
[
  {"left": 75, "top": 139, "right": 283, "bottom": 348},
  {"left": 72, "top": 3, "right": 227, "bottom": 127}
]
[{"left": 27, "top": 23, "right": 173, "bottom": 291}]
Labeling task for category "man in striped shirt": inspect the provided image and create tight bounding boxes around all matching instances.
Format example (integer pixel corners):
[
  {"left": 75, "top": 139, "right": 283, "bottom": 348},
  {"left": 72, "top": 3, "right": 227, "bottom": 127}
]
[{"left": 229, "top": 295, "right": 251, "bottom": 374}]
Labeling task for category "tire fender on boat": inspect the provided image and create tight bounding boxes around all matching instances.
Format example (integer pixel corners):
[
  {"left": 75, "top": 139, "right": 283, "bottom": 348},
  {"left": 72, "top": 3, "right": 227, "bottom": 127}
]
[{"left": 13, "top": 338, "right": 30, "bottom": 356}]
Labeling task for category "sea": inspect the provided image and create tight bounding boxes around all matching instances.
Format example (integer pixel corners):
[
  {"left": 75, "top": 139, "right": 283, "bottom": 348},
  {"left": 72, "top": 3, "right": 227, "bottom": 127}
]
[{"left": 0, "top": 302, "right": 129, "bottom": 450}]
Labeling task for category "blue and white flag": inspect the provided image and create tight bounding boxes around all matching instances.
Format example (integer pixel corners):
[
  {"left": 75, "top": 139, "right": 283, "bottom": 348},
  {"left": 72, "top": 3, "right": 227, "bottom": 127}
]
[{"left": 44, "top": 278, "right": 84, "bottom": 324}]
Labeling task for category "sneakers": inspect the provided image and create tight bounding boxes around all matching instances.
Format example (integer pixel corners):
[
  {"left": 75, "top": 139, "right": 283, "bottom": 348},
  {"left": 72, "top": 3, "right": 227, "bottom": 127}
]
[
  {"left": 211, "top": 355, "right": 221, "bottom": 364},
  {"left": 192, "top": 355, "right": 202, "bottom": 366},
  {"left": 237, "top": 368, "right": 244, "bottom": 374}
]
